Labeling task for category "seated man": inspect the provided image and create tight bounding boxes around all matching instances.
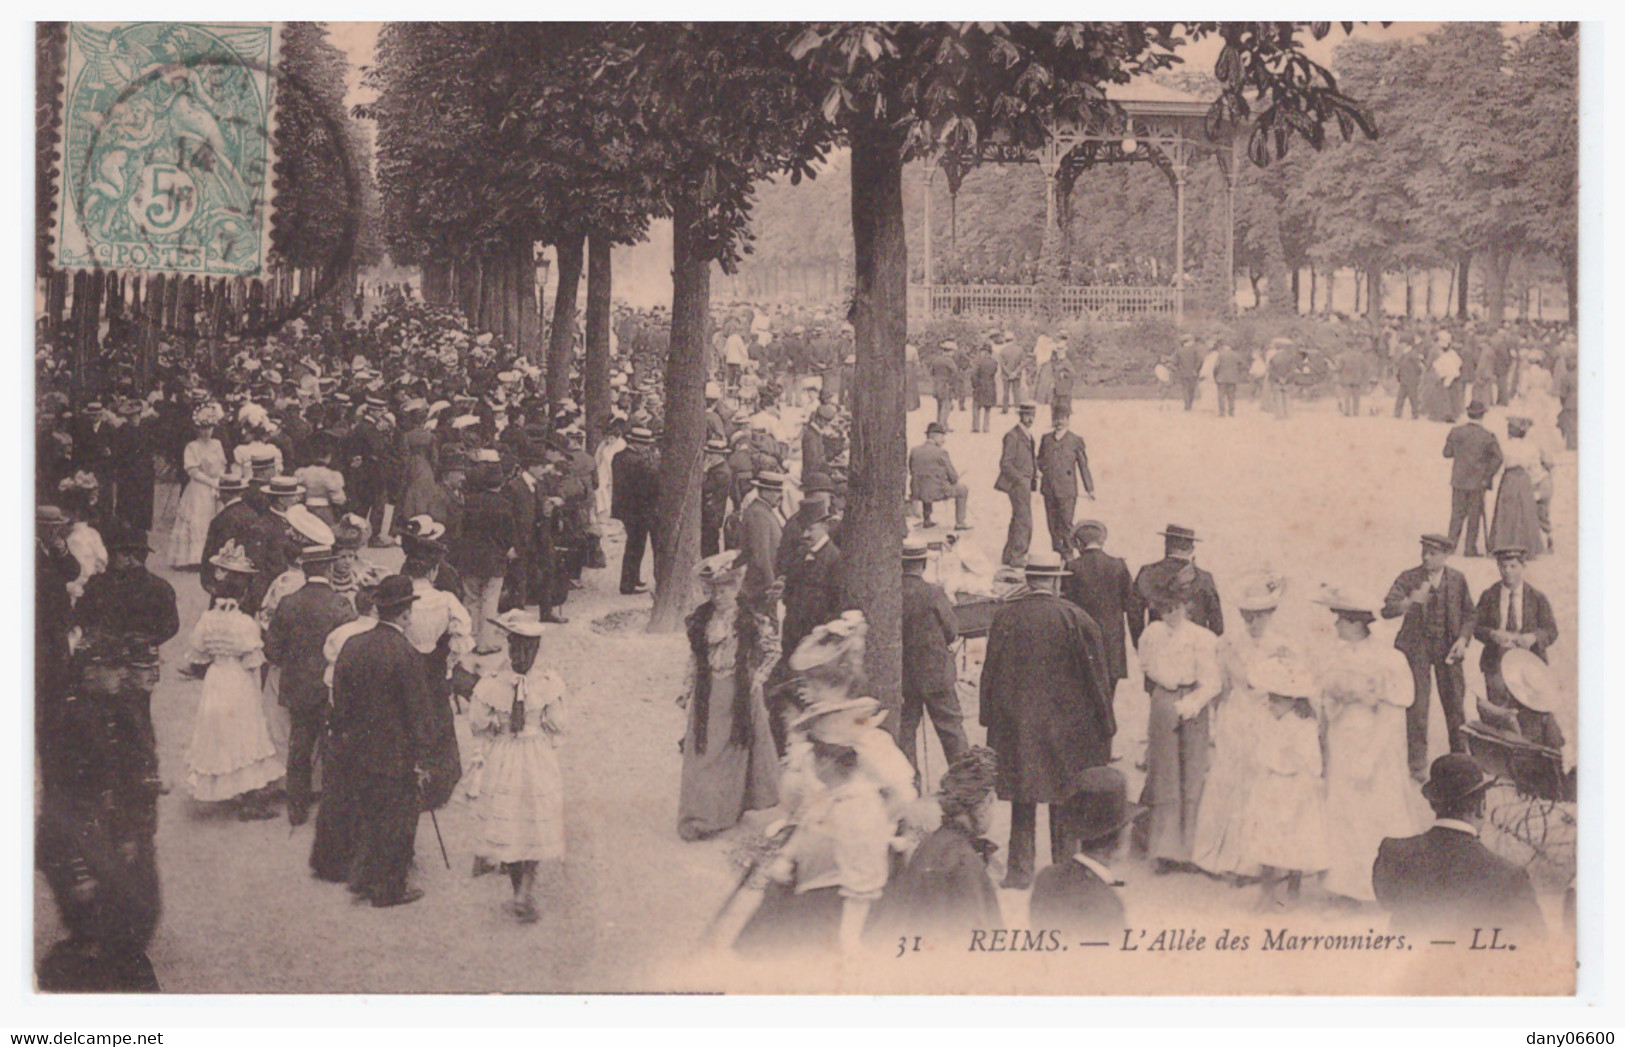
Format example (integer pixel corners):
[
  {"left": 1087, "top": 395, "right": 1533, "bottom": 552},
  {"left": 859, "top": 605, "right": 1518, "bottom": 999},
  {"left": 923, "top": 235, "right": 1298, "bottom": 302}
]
[
  {"left": 1372, "top": 754, "right": 1544, "bottom": 940},
  {"left": 907, "top": 422, "right": 970, "bottom": 530}
]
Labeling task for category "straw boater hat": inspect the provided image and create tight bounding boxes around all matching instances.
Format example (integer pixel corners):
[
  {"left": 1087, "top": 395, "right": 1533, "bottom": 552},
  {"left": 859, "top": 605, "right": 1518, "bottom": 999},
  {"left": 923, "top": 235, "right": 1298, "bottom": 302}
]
[
  {"left": 297, "top": 544, "right": 339, "bottom": 565},
  {"left": 902, "top": 537, "right": 930, "bottom": 563},
  {"left": 1022, "top": 550, "right": 1068, "bottom": 578},
  {"left": 753, "top": 471, "right": 787, "bottom": 492},
  {"left": 400, "top": 515, "right": 448, "bottom": 555},
  {"left": 261, "top": 475, "right": 306, "bottom": 499},
  {"left": 1500, "top": 649, "right": 1557, "bottom": 714},
  {"left": 216, "top": 470, "right": 250, "bottom": 494},
  {"left": 1234, "top": 569, "right": 1287, "bottom": 613},
  {"left": 1158, "top": 523, "right": 1200, "bottom": 544}
]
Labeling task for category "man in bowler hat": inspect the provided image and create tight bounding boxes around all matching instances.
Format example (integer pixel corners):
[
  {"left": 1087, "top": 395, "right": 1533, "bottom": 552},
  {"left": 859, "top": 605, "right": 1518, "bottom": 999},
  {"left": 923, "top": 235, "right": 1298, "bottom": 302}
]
[
  {"left": 1443, "top": 400, "right": 1502, "bottom": 557},
  {"left": 1372, "top": 754, "right": 1543, "bottom": 938},
  {"left": 1030, "top": 766, "right": 1140, "bottom": 939}
]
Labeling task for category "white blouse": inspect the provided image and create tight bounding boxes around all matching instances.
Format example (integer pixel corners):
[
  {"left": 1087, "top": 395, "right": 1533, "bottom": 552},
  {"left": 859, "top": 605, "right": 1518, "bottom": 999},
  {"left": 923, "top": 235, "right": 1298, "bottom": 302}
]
[{"left": 1138, "top": 618, "right": 1223, "bottom": 709}]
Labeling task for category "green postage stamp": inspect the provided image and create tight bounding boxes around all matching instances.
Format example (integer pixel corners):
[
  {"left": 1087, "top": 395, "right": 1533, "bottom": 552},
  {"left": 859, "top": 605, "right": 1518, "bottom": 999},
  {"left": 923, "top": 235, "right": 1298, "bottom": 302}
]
[{"left": 52, "top": 22, "right": 281, "bottom": 278}]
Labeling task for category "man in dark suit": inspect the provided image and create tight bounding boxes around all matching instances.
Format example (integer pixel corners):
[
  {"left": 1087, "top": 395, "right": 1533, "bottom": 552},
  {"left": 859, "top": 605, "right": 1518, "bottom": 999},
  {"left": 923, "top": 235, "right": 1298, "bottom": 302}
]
[
  {"left": 1061, "top": 520, "right": 1135, "bottom": 692},
  {"left": 993, "top": 402, "right": 1038, "bottom": 567},
  {"left": 1211, "top": 342, "right": 1245, "bottom": 418},
  {"left": 265, "top": 545, "right": 357, "bottom": 826},
  {"left": 611, "top": 426, "right": 660, "bottom": 595},
  {"left": 908, "top": 422, "right": 969, "bottom": 530},
  {"left": 201, "top": 471, "right": 262, "bottom": 601},
  {"left": 700, "top": 436, "right": 733, "bottom": 559},
  {"left": 1173, "top": 336, "right": 1204, "bottom": 411},
  {"left": 780, "top": 511, "right": 848, "bottom": 662},
  {"left": 454, "top": 461, "right": 516, "bottom": 653},
  {"left": 1393, "top": 342, "right": 1424, "bottom": 419},
  {"left": 1037, "top": 405, "right": 1095, "bottom": 555},
  {"left": 900, "top": 540, "right": 968, "bottom": 775},
  {"left": 1030, "top": 767, "right": 1138, "bottom": 939},
  {"left": 738, "top": 472, "right": 786, "bottom": 617},
  {"left": 500, "top": 444, "right": 543, "bottom": 612},
  {"left": 1373, "top": 754, "right": 1544, "bottom": 939},
  {"left": 980, "top": 552, "right": 1115, "bottom": 888},
  {"left": 1130, "top": 524, "right": 1224, "bottom": 642},
  {"left": 1443, "top": 401, "right": 1503, "bottom": 557},
  {"left": 1473, "top": 545, "right": 1559, "bottom": 712},
  {"left": 328, "top": 575, "right": 433, "bottom": 908},
  {"left": 1382, "top": 534, "right": 1477, "bottom": 779}
]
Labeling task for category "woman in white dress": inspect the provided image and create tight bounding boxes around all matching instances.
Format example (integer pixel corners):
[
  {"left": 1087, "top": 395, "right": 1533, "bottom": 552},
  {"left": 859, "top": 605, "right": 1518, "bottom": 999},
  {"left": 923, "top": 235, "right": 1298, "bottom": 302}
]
[
  {"left": 468, "top": 611, "right": 567, "bottom": 923},
  {"left": 181, "top": 540, "right": 285, "bottom": 820},
  {"left": 166, "top": 403, "right": 226, "bottom": 569},
  {"left": 1191, "top": 569, "right": 1291, "bottom": 882},
  {"left": 1313, "top": 586, "right": 1427, "bottom": 904},
  {"left": 1135, "top": 564, "right": 1224, "bottom": 871}
]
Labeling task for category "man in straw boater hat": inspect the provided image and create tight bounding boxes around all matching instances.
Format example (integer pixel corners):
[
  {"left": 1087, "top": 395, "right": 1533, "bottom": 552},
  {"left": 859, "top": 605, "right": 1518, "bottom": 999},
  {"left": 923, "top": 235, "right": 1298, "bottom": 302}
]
[
  {"left": 1060, "top": 520, "right": 1135, "bottom": 694},
  {"left": 979, "top": 551, "right": 1116, "bottom": 889},
  {"left": 1372, "top": 753, "right": 1544, "bottom": 939},
  {"left": 1382, "top": 532, "right": 1477, "bottom": 781},
  {"left": 328, "top": 575, "right": 434, "bottom": 907},
  {"left": 1030, "top": 766, "right": 1142, "bottom": 939},
  {"left": 992, "top": 400, "right": 1039, "bottom": 567},
  {"left": 610, "top": 424, "right": 660, "bottom": 595},
  {"left": 1442, "top": 399, "right": 1503, "bottom": 558},
  {"left": 700, "top": 435, "right": 733, "bottom": 559},
  {"left": 900, "top": 537, "right": 969, "bottom": 776},
  {"left": 1131, "top": 523, "right": 1224, "bottom": 641},
  {"left": 264, "top": 544, "right": 357, "bottom": 827}
]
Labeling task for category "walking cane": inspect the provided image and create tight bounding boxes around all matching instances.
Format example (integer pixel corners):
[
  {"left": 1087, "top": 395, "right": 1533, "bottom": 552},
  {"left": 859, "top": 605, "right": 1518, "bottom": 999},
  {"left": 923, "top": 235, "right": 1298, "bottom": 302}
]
[{"left": 419, "top": 778, "right": 452, "bottom": 869}]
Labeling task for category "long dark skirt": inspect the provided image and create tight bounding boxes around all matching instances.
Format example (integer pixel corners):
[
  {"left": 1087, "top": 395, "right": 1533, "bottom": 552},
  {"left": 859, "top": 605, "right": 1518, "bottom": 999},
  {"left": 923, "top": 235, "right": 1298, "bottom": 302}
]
[
  {"left": 732, "top": 882, "right": 844, "bottom": 958},
  {"left": 1489, "top": 466, "right": 1544, "bottom": 559},
  {"left": 420, "top": 647, "right": 462, "bottom": 812}
]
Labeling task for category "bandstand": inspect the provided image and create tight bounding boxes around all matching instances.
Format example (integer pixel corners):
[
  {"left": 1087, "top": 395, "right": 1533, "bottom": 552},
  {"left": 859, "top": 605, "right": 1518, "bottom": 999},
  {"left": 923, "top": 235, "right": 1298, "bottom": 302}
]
[{"left": 908, "top": 82, "right": 1241, "bottom": 326}]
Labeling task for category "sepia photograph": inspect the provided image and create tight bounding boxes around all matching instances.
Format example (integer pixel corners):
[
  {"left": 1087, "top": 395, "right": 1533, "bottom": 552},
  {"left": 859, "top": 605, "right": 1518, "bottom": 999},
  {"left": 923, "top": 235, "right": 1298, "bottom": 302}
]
[{"left": 28, "top": 18, "right": 1590, "bottom": 1002}]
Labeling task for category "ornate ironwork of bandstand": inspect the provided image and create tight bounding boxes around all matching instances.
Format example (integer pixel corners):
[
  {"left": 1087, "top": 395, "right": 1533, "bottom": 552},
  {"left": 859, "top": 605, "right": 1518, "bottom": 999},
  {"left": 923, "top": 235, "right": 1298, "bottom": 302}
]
[{"left": 910, "top": 85, "right": 1241, "bottom": 326}]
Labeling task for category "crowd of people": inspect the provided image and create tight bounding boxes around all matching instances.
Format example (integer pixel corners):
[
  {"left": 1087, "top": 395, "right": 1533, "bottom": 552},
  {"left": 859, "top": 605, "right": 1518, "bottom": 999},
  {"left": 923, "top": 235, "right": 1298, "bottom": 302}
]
[{"left": 33, "top": 283, "right": 1574, "bottom": 987}]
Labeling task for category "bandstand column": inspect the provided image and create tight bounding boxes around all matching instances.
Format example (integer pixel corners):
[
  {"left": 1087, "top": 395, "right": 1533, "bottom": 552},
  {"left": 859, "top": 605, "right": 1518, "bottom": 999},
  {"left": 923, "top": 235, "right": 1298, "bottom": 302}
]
[{"left": 1174, "top": 160, "right": 1187, "bottom": 326}]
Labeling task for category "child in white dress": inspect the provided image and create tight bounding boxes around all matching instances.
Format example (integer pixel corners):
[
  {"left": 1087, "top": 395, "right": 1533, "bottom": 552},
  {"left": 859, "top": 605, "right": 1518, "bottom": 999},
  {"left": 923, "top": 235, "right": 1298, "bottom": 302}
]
[{"left": 467, "top": 610, "right": 566, "bottom": 922}]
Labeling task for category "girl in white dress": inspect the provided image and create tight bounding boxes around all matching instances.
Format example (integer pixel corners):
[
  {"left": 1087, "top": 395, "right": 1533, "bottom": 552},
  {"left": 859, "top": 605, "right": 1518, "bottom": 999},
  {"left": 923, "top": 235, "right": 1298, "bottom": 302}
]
[
  {"left": 468, "top": 611, "right": 567, "bottom": 922},
  {"left": 166, "top": 404, "right": 226, "bottom": 569},
  {"left": 1233, "top": 654, "right": 1331, "bottom": 911},
  {"left": 181, "top": 541, "right": 285, "bottom": 820},
  {"left": 1313, "top": 586, "right": 1427, "bottom": 904}
]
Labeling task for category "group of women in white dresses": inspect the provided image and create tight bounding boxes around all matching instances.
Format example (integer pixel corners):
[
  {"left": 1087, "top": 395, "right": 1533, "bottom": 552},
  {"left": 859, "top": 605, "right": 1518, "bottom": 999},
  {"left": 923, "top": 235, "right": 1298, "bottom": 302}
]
[{"left": 1142, "top": 569, "right": 1429, "bottom": 908}]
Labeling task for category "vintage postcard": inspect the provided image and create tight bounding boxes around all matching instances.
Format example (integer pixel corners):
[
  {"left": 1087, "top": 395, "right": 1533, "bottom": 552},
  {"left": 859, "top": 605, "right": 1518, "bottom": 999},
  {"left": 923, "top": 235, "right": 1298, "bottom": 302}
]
[{"left": 31, "top": 20, "right": 1581, "bottom": 998}]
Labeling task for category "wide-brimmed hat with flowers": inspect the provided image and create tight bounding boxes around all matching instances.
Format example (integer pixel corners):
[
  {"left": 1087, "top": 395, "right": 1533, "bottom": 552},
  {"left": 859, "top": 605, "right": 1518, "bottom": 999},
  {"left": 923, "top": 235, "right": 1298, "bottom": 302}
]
[{"left": 209, "top": 539, "right": 257, "bottom": 575}]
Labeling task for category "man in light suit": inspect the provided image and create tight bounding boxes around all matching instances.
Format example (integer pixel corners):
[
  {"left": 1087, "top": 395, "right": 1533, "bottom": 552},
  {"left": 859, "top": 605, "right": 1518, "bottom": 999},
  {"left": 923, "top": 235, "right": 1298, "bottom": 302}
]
[
  {"left": 1473, "top": 545, "right": 1558, "bottom": 713},
  {"left": 1382, "top": 534, "right": 1477, "bottom": 779},
  {"left": 1443, "top": 400, "right": 1503, "bottom": 557},
  {"left": 1373, "top": 754, "right": 1544, "bottom": 939},
  {"left": 993, "top": 402, "right": 1038, "bottom": 567},
  {"left": 1037, "top": 405, "right": 1095, "bottom": 556}
]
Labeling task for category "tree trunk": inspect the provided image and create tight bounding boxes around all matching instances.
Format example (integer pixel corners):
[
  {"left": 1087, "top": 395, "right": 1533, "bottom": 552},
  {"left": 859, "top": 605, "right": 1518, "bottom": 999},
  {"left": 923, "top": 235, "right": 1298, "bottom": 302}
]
[
  {"left": 646, "top": 198, "right": 708, "bottom": 635},
  {"left": 1290, "top": 266, "right": 1301, "bottom": 314},
  {"left": 1307, "top": 266, "right": 1317, "bottom": 314},
  {"left": 844, "top": 122, "right": 910, "bottom": 734},
  {"left": 1484, "top": 247, "right": 1512, "bottom": 324},
  {"left": 1366, "top": 263, "right": 1384, "bottom": 321},
  {"left": 584, "top": 234, "right": 613, "bottom": 454},
  {"left": 1425, "top": 268, "right": 1434, "bottom": 318},
  {"left": 1456, "top": 251, "right": 1471, "bottom": 320},
  {"left": 516, "top": 245, "right": 541, "bottom": 361},
  {"left": 546, "top": 233, "right": 585, "bottom": 410}
]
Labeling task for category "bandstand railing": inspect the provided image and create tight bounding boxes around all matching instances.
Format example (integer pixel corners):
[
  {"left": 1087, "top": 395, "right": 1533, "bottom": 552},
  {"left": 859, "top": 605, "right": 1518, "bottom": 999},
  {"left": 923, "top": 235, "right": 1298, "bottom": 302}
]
[{"left": 909, "top": 283, "right": 1178, "bottom": 320}]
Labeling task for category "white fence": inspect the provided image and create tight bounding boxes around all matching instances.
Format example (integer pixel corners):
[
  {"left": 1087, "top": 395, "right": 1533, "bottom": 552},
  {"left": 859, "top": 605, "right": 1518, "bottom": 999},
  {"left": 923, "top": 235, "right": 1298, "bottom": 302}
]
[{"left": 908, "top": 283, "right": 1178, "bottom": 320}]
